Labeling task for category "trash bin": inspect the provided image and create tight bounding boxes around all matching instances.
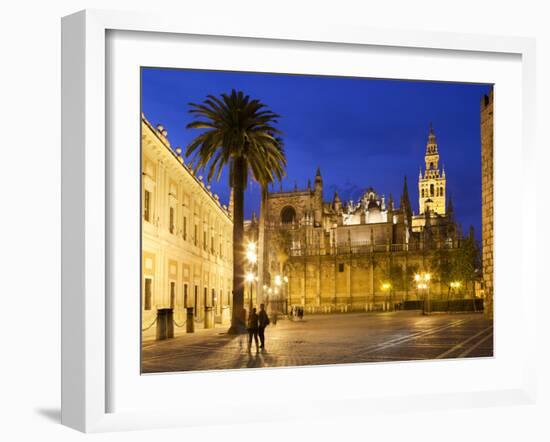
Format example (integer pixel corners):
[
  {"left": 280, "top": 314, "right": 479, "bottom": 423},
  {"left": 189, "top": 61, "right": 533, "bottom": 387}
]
[{"left": 186, "top": 307, "right": 195, "bottom": 333}]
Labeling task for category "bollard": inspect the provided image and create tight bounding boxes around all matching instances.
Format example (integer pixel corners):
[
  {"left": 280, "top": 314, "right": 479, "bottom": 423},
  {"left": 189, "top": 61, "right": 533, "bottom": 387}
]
[
  {"left": 186, "top": 307, "right": 195, "bottom": 333},
  {"left": 166, "top": 308, "right": 174, "bottom": 338},
  {"left": 204, "top": 306, "right": 213, "bottom": 329},
  {"left": 156, "top": 309, "right": 167, "bottom": 340}
]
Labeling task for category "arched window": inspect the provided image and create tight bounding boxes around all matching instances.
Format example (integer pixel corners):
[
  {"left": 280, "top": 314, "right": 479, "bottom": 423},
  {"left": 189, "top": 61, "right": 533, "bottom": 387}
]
[
  {"left": 281, "top": 206, "right": 297, "bottom": 224},
  {"left": 430, "top": 184, "right": 434, "bottom": 196},
  {"left": 421, "top": 189, "right": 425, "bottom": 198},
  {"left": 429, "top": 162, "right": 434, "bottom": 170},
  {"left": 440, "top": 187, "right": 444, "bottom": 197}
]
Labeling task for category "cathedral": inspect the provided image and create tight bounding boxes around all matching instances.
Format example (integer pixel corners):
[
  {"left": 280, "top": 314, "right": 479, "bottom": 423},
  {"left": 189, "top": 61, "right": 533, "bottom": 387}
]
[{"left": 250, "top": 125, "right": 466, "bottom": 313}]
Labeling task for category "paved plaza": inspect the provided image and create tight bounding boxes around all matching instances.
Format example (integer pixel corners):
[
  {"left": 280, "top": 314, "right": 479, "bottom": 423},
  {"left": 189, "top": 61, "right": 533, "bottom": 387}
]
[{"left": 141, "top": 311, "right": 493, "bottom": 374}]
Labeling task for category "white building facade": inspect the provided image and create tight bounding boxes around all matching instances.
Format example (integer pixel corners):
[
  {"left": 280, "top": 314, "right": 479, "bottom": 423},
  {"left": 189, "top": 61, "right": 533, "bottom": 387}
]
[{"left": 141, "top": 116, "right": 233, "bottom": 331}]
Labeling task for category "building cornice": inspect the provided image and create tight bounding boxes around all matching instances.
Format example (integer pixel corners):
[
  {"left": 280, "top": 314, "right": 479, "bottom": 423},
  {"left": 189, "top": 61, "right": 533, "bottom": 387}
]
[{"left": 142, "top": 115, "right": 232, "bottom": 223}]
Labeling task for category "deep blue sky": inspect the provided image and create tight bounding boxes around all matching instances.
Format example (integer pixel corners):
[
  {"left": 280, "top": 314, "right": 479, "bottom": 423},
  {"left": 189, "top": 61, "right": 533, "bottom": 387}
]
[{"left": 142, "top": 68, "right": 491, "bottom": 239}]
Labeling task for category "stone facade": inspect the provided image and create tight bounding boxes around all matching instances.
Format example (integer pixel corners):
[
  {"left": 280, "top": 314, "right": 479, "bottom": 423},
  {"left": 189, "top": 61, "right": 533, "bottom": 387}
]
[
  {"left": 481, "top": 90, "right": 494, "bottom": 319},
  {"left": 141, "top": 116, "right": 233, "bottom": 330},
  {"left": 255, "top": 126, "right": 467, "bottom": 313}
]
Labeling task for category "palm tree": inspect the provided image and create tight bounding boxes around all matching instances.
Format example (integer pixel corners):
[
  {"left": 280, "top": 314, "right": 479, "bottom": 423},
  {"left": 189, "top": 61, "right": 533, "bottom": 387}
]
[{"left": 186, "top": 90, "right": 286, "bottom": 333}]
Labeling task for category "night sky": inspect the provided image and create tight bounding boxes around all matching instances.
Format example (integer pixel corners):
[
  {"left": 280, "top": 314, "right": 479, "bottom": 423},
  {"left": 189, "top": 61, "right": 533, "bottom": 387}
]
[{"left": 141, "top": 68, "right": 491, "bottom": 239}]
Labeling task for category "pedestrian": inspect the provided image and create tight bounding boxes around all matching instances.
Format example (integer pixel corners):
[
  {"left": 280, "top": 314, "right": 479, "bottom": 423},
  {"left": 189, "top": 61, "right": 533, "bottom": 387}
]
[
  {"left": 246, "top": 307, "right": 259, "bottom": 352},
  {"left": 299, "top": 307, "right": 304, "bottom": 320},
  {"left": 258, "top": 303, "right": 270, "bottom": 350}
]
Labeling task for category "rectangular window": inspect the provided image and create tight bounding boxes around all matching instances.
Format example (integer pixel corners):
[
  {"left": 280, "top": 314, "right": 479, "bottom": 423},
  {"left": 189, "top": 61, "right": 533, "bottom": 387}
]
[
  {"left": 183, "top": 216, "right": 187, "bottom": 240},
  {"left": 169, "top": 207, "right": 175, "bottom": 234},
  {"left": 194, "top": 225, "right": 198, "bottom": 246},
  {"left": 170, "top": 282, "right": 175, "bottom": 308},
  {"left": 203, "top": 231, "right": 207, "bottom": 250},
  {"left": 183, "top": 284, "right": 188, "bottom": 308},
  {"left": 211, "top": 236, "right": 215, "bottom": 254},
  {"left": 219, "top": 241, "right": 222, "bottom": 258},
  {"left": 144, "top": 278, "right": 152, "bottom": 310},
  {"left": 338, "top": 263, "right": 345, "bottom": 273},
  {"left": 144, "top": 190, "right": 151, "bottom": 222},
  {"left": 204, "top": 287, "right": 208, "bottom": 306}
]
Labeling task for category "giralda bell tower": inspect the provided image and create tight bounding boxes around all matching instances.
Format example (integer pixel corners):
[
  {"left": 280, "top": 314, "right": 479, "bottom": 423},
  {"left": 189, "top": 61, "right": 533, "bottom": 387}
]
[{"left": 418, "top": 123, "right": 446, "bottom": 215}]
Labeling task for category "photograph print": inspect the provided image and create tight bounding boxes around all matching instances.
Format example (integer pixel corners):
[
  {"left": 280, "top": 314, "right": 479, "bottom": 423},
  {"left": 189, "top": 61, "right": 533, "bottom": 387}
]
[{"left": 140, "top": 68, "right": 494, "bottom": 374}]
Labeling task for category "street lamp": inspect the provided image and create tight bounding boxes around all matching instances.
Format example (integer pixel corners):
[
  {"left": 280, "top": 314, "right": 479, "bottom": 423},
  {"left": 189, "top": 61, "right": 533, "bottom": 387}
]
[
  {"left": 381, "top": 282, "right": 392, "bottom": 311},
  {"left": 415, "top": 272, "right": 431, "bottom": 315},
  {"left": 245, "top": 271, "right": 256, "bottom": 310},
  {"left": 246, "top": 242, "right": 257, "bottom": 264},
  {"left": 244, "top": 241, "right": 258, "bottom": 309},
  {"left": 281, "top": 275, "right": 289, "bottom": 315}
]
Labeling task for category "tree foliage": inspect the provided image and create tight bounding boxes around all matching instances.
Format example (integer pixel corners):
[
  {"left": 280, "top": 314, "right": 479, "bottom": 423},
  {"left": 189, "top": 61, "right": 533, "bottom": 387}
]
[
  {"left": 186, "top": 89, "right": 286, "bottom": 187},
  {"left": 185, "top": 90, "right": 286, "bottom": 331},
  {"left": 430, "top": 235, "right": 480, "bottom": 294}
]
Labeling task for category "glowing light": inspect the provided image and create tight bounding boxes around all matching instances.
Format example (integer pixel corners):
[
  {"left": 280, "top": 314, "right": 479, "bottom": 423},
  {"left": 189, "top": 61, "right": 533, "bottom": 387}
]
[
  {"left": 274, "top": 275, "right": 282, "bottom": 286},
  {"left": 414, "top": 274, "right": 421, "bottom": 282},
  {"left": 245, "top": 272, "right": 255, "bottom": 283},
  {"left": 381, "top": 282, "right": 391, "bottom": 291},
  {"left": 246, "top": 250, "right": 257, "bottom": 264},
  {"left": 283, "top": 276, "right": 289, "bottom": 283}
]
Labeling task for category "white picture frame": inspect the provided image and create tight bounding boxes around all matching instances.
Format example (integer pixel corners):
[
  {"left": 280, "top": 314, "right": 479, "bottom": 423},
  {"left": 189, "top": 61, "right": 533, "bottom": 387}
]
[{"left": 61, "top": 9, "right": 537, "bottom": 433}]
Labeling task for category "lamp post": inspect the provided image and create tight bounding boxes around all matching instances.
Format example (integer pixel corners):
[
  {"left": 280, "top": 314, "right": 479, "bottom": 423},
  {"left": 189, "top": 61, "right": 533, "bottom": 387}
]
[
  {"left": 274, "top": 275, "right": 282, "bottom": 314},
  {"left": 381, "top": 282, "right": 392, "bottom": 311},
  {"left": 245, "top": 272, "right": 255, "bottom": 311},
  {"left": 245, "top": 241, "right": 258, "bottom": 310},
  {"left": 415, "top": 272, "right": 431, "bottom": 315},
  {"left": 283, "top": 276, "right": 289, "bottom": 315}
]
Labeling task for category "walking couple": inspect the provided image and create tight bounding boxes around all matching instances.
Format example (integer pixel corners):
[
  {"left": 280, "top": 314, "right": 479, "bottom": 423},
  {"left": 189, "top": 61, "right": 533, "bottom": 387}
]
[{"left": 246, "top": 303, "right": 270, "bottom": 352}]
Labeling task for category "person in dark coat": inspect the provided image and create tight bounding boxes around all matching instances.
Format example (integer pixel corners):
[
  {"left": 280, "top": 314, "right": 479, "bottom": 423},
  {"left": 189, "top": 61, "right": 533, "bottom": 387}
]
[
  {"left": 247, "top": 307, "right": 259, "bottom": 352},
  {"left": 258, "top": 303, "right": 270, "bottom": 350}
]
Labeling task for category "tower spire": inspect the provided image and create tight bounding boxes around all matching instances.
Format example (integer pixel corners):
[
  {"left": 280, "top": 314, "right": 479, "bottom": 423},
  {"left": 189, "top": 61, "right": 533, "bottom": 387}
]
[
  {"left": 419, "top": 123, "right": 445, "bottom": 215},
  {"left": 426, "top": 123, "right": 438, "bottom": 155}
]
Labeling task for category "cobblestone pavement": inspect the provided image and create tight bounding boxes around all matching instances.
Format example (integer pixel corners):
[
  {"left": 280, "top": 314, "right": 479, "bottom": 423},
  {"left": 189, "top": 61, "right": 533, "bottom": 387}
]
[{"left": 141, "top": 311, "right": 493, "bottom": 374}]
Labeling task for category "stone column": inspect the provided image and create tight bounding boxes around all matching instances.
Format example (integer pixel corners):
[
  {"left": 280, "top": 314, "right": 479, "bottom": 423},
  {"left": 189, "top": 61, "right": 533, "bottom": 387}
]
[{"left": 481, "top": 90, "right": 494, "bottom": 319}]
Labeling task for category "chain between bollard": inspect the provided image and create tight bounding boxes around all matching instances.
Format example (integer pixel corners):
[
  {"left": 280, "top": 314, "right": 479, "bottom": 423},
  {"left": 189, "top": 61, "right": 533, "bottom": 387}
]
[
  {"left": 173, "top": 318, "right": 186, "bottom": 328},
  {"left": 141, "top": 317, "right": 157, "bottom": 332}
]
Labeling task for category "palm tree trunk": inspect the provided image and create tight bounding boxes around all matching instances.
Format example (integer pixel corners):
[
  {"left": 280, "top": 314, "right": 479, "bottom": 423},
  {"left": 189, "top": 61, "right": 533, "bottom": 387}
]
[
  {"left": 257, "top": 185, "right": 267, "bottom": 306},
  {"left": 229, "top": 156, "right": 246, "bottom": 334}
]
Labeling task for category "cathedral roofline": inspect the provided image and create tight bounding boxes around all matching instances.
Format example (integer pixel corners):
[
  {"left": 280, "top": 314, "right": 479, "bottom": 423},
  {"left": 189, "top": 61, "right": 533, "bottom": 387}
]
[{"left": 267, "top": 190, "right": 312, "bottom": 198}]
